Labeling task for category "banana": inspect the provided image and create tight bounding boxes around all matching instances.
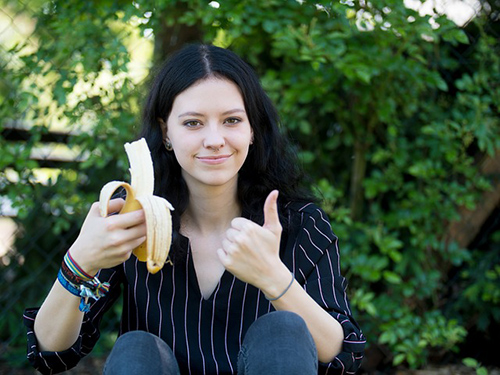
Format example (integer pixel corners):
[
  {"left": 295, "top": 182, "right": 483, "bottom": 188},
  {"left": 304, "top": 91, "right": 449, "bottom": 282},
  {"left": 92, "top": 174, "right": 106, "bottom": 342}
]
[{"left": 98, "top": 138, "right": 174, "bottom": 274}]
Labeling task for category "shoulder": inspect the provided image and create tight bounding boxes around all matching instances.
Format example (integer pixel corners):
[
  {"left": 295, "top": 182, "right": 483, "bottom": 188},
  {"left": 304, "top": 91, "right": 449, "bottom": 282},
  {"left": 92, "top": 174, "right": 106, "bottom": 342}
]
[
  {"left": 280, "top": 200, "right": 340, "bottom": 283},
  {"left": 283, "top": 200, "right": 338, "bottom": 244},
  {"left": 285, "top": 201, "right": 323, "bottom": 216}
]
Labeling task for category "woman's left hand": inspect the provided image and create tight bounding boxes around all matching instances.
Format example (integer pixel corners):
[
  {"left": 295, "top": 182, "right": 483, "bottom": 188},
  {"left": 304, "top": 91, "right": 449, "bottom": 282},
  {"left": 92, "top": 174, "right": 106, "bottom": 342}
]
[{"left": 217, "top": 190, "right": 290, "bottom": 294}]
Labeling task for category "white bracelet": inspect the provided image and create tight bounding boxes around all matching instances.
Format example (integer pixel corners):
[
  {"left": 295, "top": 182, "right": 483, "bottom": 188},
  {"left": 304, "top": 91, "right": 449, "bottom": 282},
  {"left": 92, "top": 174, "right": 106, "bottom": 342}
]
[{"left": 265, "top": 271, "right": 295, "bottom": 301}]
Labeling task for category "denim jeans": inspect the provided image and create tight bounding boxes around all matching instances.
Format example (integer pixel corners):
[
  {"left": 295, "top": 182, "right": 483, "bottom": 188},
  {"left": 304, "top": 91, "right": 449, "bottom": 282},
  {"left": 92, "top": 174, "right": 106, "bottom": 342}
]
[
  {"left": 237, "top": 311, "right": 318, "bottom": 374},
  {"left": 103, "top": 311, "right": 317, "bottom": 374},
  {"left": 102, "top": 330, "right": 181, "bottom": 375}
]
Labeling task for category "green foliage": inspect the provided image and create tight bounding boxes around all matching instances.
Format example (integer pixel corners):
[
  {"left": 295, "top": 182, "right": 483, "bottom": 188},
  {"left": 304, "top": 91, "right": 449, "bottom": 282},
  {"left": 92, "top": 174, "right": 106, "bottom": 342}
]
[
  {"left": 379, "top": 310, "right": 467, "bottom": 367},
  {"left": 463, "top": 358, "right": 489, "bottom": 375},
  {"left": 448, "top": 229, "right": 500, "bottom": 332},
  {"left": 1, "top": 0, "right": 499, "bottom": 369},
  {"left": 0, "top": 0, "right": 143, "bottom": 358}
]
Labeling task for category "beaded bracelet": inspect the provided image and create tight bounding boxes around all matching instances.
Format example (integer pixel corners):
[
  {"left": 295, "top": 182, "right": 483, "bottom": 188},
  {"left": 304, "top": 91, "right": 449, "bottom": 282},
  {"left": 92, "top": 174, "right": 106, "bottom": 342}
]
[
  {"left": 57, "top": 252, "right": 110, "bottom": 312},
  {"left": 265, "top": 271, "right": 295, "bottom": 301}
]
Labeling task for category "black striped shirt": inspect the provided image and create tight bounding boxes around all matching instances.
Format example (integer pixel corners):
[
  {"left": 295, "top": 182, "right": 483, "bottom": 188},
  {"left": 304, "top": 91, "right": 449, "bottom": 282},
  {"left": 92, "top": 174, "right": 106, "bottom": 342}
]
[{"left": 24, "top": 202, "right": 366, "bottom": 374}]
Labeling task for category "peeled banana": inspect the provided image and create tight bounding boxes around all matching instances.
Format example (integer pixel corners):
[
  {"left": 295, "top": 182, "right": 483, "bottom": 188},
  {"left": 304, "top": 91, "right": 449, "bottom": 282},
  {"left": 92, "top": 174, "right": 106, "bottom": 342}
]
[{"left": 99, "top": 138, "right": 174, "bottom": 274}]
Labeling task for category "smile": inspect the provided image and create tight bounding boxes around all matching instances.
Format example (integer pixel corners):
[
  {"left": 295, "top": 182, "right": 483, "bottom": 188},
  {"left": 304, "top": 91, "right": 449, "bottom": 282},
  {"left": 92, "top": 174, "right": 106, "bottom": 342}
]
[{"left": 196, "top": 154, "right": 232, "bottom": 165}]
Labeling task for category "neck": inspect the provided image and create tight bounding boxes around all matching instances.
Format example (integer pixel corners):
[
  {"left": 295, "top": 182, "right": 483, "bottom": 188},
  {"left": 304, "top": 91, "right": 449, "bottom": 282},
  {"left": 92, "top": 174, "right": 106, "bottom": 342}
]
[{"left": 182, "top": 182, "right": 241, "bottom": 236}]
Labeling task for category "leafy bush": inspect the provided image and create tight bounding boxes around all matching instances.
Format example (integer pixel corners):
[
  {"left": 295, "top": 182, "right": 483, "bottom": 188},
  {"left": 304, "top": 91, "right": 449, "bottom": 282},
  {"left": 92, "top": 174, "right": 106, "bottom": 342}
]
[{"left": 1, "top": 0, "right": 499, "bottom": 369}]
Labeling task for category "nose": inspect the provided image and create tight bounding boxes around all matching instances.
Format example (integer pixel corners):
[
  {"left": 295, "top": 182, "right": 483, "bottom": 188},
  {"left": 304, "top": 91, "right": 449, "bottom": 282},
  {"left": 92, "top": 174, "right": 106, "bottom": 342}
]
[{"left": 203, "top": 125, "right": 225, "bottom": 151}]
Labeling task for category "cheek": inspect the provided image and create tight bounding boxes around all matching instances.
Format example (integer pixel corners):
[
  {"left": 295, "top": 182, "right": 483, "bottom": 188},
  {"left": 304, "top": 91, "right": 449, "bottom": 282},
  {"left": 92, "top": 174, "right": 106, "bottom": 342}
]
[
  {"left": 236, "top": 137, "right": 252, "bottom": 161},
  {"left": 172, "top": 145, "right": 190, "bottom": 162},
  {"left": 234, "top": 127, "right": 253, "bottom": 148}
]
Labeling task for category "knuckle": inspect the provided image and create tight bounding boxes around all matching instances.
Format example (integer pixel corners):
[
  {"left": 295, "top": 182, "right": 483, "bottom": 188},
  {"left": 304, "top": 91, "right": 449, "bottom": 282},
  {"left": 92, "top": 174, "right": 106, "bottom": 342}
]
[
  {"left": 107, "top": 234, "right": 122, "bottom": 248},
  {"left": 231, "top": 217, "right": 246, "bottom": 228},
  {"left": 243, "top": 225, "right": 256, "bottom": 238},
  {"left": 103, "top": 216, "right": 118, "bottom": 232},
  {"left": 136, "top": 210, "right": 145, "bottom": 221},
  {"left": 119, "top": 250, "right": 132, "bottom": 262},
  {"left": 225, "top": 242, "right": 236, "bottom": 253},
  {"left": 235, "top": 233, "right": 248, "bottom": 245},
  {"left": 103, "top": 219, "right": 115, "bottom": 232}
]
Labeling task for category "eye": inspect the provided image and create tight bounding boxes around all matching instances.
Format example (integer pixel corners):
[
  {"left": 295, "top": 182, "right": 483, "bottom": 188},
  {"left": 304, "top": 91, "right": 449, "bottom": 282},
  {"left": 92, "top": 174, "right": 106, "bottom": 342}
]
[
  {"left": 224, "top": 117, "right": 241, "bottom": 125},
  {"left": 183, "top": 120, "right": 202, "bottom": 128}
]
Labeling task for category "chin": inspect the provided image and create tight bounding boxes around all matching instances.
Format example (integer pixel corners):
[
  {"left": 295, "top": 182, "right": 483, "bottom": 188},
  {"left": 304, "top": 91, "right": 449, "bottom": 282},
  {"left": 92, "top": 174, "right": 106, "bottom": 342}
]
[{"left": 201, "top": 175, "right": 239, "bottom": 188}]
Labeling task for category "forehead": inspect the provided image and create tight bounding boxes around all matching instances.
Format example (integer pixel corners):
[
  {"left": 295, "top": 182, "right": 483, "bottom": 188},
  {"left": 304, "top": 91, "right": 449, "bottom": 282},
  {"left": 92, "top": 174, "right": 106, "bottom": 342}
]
[{"left": 171, "top": 78, "right": 245, "bottom": 112}]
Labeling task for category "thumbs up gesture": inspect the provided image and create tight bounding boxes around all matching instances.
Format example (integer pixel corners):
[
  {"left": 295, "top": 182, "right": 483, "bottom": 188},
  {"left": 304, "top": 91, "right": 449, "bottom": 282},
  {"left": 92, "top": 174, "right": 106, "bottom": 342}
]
[{"left": 217, "top": 190, "right": 288, "bottom": 291}]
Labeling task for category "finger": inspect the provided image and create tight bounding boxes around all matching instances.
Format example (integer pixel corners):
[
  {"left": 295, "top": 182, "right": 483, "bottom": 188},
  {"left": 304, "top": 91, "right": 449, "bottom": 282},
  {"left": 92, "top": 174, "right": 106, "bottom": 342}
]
[
  {"left": 230, "top": 217, "right": 252, "bottom": 230},
  {"left": 225, "top": 228, "right": 241, "bottom": 243},
  {"left": 109, "top": 239, "right": 143, "bottom": 264},
  {"left": 217, "top": 248, "right": 231, "bottom": 267},
  {"left": 111, "top": 228, "right": 146, "bottom": 249},
  {"left": 128, "top": 235, "right": 147, "bottom": 251},
  {"left": 118, "top": 222, "right": 147, "bottom": 243},
  {"left": 263, "top": 190, "right": 281, "bottom": 234},
  {"left": 221, "top": 238, "right": 237, "bottom": 254},
  {"left": 106, "top": 198, "right": 126, "bottom": 215},
  {"left": 106, "top": 209, "right": 145, "bottom": 230}
]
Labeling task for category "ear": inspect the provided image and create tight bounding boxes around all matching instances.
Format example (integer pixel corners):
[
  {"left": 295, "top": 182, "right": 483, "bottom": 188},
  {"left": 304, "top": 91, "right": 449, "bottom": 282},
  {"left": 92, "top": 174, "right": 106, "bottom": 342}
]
[
  {"left": 250, "top": 128, "right": 254, "bottom": 145},
  {"left": 158, "top": 118, "right": 168, "bottom": 139}
]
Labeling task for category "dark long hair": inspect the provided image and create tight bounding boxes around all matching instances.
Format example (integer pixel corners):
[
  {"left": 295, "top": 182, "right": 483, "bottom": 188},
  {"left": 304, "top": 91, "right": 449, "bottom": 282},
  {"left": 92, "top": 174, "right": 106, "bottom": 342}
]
[{"left": 139, "top": 44, "right": 314, "bottom": 262}]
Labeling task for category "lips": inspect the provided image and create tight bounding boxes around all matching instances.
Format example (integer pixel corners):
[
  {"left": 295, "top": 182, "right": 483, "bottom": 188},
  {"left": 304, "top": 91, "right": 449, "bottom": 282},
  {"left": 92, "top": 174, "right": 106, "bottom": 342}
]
[{"left": 196, "top": 154, "right": 232, "bottom": 165}]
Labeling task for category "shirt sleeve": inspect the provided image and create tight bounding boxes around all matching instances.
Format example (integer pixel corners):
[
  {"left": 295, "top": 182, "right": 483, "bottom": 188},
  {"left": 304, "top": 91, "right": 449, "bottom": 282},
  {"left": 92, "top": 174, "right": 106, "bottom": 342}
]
[
  {"left": 289, "top": 202, "right": 366, "bottom": 374},
  {"left": 23, "top": 266, "right": 123, "bottom": 375}
]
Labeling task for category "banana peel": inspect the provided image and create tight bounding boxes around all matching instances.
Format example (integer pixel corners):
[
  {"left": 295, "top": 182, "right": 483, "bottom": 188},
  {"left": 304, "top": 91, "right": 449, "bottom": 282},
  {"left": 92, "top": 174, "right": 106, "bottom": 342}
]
[{"left": 99, "top": 138, "right": 174, "bottom": 274}]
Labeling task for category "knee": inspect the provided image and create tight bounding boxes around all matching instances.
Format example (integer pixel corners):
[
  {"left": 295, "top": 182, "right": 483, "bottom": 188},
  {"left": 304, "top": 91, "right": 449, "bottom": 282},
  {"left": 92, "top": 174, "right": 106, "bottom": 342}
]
[
  {"left": 243, "top": 311, "right": 316, "bottom": 351},
  {"left": 248, "top": 311, "right": 310, "bottom": 339},
  {"left": 239, "top": 312, "right": 318, "bottom": 374},
  {"left": 110, "top": 330, "right": 163, "bottom": 354},
  {"left": 266, "top": 310, "right": 307, "bottom": 328},
  {"left": 104, "top": 331, "right": 179, "bottom": 375},
  {"left": 114, "top": 330, "right": 154, "bottom": 347}
]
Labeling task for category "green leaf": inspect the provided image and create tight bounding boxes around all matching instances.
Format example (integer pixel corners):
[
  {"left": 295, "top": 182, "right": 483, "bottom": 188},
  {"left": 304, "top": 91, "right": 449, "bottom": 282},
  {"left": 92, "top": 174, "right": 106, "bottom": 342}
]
[
  {"left": 463, "top": 358, "right": 478, "bottom": 368},
  {"left": 393, "top": 353, "right": 406, "bottom": 366},
  {"left": 383, "top": 270, "right": 402, "bottom": 284},
  {"left": 443, "top": 29, "right": 470, "bottom": 45}
]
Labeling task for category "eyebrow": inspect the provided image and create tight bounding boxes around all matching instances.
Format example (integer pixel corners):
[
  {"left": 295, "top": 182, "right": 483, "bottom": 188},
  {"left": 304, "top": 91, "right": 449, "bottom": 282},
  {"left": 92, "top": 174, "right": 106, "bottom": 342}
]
[{"left": 178, "top": 108, "right": 246, "bottom": 118}]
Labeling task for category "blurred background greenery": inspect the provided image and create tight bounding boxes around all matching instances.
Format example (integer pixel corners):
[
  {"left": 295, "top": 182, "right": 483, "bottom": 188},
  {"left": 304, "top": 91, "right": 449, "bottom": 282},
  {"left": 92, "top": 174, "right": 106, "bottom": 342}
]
[{"left": 0, "top": 0, "right": 499, "bottom": 373}]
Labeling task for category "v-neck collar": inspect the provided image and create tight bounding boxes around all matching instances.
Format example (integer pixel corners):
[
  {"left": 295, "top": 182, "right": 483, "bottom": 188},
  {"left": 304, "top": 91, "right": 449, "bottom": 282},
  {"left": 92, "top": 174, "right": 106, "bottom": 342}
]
[{"left": 182, "top": 235, "right": 232, "bottom": 302}]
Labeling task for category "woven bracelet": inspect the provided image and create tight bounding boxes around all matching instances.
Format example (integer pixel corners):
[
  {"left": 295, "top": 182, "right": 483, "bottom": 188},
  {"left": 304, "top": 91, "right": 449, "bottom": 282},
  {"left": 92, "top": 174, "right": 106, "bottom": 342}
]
[
  {"left": 265, "top": 271, "right": 295, "bottom": 301},
  {"left": 57, "top": 252, "right": 110, "bottom": 312},
  {"left": 64, "top": 251, "right": 94, "bottom": 281}
]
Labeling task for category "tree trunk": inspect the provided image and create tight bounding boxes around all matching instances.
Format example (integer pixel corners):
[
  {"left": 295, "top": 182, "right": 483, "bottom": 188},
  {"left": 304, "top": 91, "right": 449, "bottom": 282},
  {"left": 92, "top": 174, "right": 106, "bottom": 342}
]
[
  {"left": 350, "top": 139, "right": 368, "bottom": 221},
  {"left": 446, "top": 150, "right": 500, "bottom": 248},
  {"left": 153, "top": 4, "right": 203, "bottom": 66}
]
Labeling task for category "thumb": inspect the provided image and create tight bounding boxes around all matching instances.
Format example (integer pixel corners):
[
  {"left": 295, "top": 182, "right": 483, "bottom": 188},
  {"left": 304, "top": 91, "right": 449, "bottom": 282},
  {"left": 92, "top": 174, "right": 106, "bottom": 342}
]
[{"left": 263, "top": 190, "right": 281, "bottom": 234}]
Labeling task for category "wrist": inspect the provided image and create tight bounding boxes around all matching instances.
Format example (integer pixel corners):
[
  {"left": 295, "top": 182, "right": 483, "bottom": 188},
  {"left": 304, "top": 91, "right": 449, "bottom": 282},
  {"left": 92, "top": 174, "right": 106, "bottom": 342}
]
[
  {"left": 262, "top": 265, "right": 294, "bottom": 301},
  {"left": 68, "top": 244, "right": 99, "bottom": 277},
  {"left": 58, "top": 251, "right": 110, "bottom": 312}
]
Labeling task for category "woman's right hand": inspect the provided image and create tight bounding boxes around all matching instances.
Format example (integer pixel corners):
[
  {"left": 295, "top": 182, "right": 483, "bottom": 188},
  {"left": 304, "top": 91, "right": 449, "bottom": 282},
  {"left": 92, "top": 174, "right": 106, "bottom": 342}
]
[{"left": 68, "top": 198, "right": 147, "bottom": 276}]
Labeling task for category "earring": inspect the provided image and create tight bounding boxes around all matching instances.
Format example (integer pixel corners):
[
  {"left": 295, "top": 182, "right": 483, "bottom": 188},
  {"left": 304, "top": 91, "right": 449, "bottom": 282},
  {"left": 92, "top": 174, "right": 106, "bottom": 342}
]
[{"left": 165, "top": 139, "right": 173, "bottom": 151}]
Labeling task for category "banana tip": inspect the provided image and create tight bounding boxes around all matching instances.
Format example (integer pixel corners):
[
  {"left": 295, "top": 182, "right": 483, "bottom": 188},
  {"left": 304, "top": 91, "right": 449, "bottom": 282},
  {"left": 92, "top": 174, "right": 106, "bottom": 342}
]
[{"left": 147, "top": 260, "right": 162, "bottom": 274}]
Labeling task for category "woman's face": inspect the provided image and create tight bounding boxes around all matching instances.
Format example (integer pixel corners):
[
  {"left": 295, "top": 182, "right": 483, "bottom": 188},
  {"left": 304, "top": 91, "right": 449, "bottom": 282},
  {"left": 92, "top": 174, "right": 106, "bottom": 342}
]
[{"left": 164, "top": 78, "right": 253, "bottom": 192}]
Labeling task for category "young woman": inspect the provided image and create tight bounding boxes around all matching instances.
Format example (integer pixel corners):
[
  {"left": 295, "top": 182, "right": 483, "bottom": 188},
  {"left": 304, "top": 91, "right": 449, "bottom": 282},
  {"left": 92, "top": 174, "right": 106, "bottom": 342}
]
[{"left": 24, "top": 44, "right": 365, "bottom": 374}]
